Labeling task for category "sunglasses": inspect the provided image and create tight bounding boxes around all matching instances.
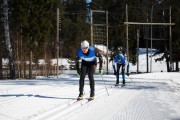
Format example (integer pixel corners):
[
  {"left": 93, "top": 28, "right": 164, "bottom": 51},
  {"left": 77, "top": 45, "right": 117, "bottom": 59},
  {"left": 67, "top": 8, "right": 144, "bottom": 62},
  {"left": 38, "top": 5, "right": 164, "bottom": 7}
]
[{"left": 82, "top": 47, "right": 88, "bottom": 50}]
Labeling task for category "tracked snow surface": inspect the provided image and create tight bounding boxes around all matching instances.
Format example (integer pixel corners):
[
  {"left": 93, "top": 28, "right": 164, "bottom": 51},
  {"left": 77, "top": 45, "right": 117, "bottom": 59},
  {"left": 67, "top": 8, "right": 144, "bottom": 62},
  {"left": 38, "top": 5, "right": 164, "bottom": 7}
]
[{"left": 0, "top": 72, "right": 180, "bottom": 120}]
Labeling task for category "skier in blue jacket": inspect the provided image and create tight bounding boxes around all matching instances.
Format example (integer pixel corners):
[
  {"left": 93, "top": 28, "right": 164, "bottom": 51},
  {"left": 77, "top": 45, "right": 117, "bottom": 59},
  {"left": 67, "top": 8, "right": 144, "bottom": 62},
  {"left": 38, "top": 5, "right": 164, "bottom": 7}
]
[
  {"left": 113, "top": 50, "right": 128, "bottom": 86},
  {"left": 76, "top": 40, "right": 103, "bottom": 100}
]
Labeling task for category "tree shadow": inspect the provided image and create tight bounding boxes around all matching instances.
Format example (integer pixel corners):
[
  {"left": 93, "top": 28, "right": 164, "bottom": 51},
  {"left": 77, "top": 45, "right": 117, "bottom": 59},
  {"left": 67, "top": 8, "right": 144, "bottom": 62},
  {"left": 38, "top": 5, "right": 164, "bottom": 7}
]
[{"left": 0, "top": 94, "right": 75, "bottom": 100}]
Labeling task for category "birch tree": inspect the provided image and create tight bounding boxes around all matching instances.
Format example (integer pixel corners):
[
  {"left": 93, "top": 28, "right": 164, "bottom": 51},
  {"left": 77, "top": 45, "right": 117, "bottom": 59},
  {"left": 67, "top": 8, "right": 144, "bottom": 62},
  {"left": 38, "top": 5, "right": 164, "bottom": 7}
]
[{"left": 3, "top": 0, "right": 15, "bottom": 79}]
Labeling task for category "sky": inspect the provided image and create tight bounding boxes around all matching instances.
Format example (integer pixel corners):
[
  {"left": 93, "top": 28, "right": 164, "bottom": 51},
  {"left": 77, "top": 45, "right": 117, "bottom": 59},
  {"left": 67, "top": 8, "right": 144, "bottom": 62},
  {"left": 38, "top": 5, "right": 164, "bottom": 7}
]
[{"left": 0, "top": 48, "right": 180, "bottom": 120}]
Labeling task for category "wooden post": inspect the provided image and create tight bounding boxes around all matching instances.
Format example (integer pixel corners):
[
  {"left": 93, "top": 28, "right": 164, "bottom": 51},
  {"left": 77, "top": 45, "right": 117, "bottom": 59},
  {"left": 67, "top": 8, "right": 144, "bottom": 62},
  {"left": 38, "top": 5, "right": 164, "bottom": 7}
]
[
  {"left": 169, "top": 6, "right": 173, "bottom": 72},
  {"left": 126, "top": 4, "right": 129, "bottom": 62},
  {"left": 137, "top": 29, "right": 139, "bottom": 73},
  {"left": 56, "top": 8, "right": 59, "bottom": 78},
  {"left": 106, "top": 10, "right": 108, "bottom": 74},
  {"left": 90, "top": 9, "right": 93, "bottom": 45}
]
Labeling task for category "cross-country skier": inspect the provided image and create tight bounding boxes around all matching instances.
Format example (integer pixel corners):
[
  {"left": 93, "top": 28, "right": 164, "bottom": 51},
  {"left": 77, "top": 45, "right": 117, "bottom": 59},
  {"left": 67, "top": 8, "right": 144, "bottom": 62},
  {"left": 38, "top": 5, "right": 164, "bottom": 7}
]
[
  {"left": 76, "top": 40, "right": 103, "bottom": 100},
  {"left": 113, "top": 50, "right": 129, "bottom": 86}
]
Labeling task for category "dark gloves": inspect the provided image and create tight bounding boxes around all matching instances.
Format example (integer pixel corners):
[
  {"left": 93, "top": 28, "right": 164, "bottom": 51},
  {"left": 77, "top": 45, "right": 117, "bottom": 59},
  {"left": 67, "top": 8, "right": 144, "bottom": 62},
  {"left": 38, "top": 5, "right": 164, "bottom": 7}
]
[
  {"left": 126, "top": 72, "right": 129, "bottom": 76},
  {"left": 99, "top": 68, "right": 103, "bottom": 75},
  {"left": 114, "top": 70, "right": 117, "bottom": 75}
]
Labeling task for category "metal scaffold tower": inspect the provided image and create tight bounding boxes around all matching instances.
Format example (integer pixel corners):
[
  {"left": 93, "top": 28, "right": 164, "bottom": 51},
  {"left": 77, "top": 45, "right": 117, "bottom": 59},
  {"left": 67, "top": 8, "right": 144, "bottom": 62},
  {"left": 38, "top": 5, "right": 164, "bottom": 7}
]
[
  {"left": 90, "top": 10, "right": 109, "bottom": 74},
  {"left": 93, "top": 25, "right": 106, "bottom": 45},
  {"left": 124, "top": 4, "right": 175, "bottom": 73}
]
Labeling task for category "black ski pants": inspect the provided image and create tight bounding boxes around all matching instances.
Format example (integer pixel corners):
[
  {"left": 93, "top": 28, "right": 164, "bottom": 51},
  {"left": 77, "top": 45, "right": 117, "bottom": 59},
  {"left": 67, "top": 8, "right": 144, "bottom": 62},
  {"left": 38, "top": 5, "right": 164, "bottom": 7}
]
[{"left": 79, "top": 64, "right": 95, "bottom": 95}]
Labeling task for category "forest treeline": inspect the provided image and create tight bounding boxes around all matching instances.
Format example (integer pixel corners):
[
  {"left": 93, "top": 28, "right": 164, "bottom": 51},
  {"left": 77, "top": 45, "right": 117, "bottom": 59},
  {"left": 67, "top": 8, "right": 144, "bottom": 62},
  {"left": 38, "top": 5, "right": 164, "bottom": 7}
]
[{"left": 0, "top": 0, "right": 179, "bottom": 79}]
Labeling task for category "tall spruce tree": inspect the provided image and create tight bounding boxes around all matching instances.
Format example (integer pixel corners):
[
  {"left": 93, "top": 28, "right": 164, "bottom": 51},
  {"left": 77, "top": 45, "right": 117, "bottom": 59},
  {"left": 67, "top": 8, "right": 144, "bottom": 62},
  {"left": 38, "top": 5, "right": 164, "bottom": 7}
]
[{"left": 9, "top": 0, "right": 58, "bottom": 78}]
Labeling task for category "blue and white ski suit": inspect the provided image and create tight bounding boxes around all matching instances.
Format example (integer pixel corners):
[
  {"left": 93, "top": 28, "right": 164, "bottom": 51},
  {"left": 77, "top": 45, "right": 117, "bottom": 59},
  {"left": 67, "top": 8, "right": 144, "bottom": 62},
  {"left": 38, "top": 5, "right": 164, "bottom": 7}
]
[
  {"left": 76, "top": 46, "right": 103, "bottom": 95},
  {"left": 113, "top": 54, "right": 126, "bottom": 84}
]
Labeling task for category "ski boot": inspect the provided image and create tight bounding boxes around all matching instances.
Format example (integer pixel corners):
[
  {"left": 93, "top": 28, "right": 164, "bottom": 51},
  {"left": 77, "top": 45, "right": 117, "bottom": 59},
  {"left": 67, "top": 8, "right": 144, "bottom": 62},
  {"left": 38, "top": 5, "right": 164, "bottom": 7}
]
[
  {"left": 115, "top": 81, "right": 119, "bottom": 86},
  {"left": 88, "top": 92, "right": 94, "bottom": 101},
  {"left": 121, "top": 80, "right": 125, "bottom": 87},
  {"left": 77, "top": 93, "right": 83, "bottom": 101}
]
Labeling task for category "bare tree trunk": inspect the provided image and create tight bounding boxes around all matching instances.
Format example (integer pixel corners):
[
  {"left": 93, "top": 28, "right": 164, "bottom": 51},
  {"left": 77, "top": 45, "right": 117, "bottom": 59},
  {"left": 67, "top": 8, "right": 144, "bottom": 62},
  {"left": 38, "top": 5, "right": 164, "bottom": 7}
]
[
  {"left": 0, "top": 48, "right": 2, "bottom": 79},
  {"left": 15, "top": 34, "right": 20, "bottom": 78},
  {"left": 164, "top": 51, "right": 170, "bottom": 72},
  {"left": 176, "top": 61, "right": 179, "bottom": 72},
  {"left": 3, "top": 0, "right": 15, "bottom": 79},
  {"left": 166, "top": 59, "right": 170, "bottom": 72},
  {"left": 20, "top": 28, "right": 23, "bottom": 78},
  {"left": 0, "top": 61, "right": 2, "bottom": 79},
  {"left": 44, "top": 44, "right": 47, "bottom": 77},
  {"left": 23, "top": 55, "right": 26, "bottom": 78},
  {"left": 29, "top": 51, "right": 32, "bottom": 78}
]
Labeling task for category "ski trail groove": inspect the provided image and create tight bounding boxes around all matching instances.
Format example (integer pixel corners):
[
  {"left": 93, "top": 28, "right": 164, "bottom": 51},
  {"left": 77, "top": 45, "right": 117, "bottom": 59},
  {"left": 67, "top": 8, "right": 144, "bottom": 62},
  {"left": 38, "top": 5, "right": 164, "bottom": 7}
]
[{"left": 30, "top": 89, "right": 107, "bottom": 120}]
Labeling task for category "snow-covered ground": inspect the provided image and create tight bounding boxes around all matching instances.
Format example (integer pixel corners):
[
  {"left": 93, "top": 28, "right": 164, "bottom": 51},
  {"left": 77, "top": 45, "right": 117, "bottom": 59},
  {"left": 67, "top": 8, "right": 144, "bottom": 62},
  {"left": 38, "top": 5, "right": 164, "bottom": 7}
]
[
  {"left": 0, "top": 49, "right": 180, "bottom": 120},
  {"left": 0, "top": 72, "right": 180, "bottom": 120}
]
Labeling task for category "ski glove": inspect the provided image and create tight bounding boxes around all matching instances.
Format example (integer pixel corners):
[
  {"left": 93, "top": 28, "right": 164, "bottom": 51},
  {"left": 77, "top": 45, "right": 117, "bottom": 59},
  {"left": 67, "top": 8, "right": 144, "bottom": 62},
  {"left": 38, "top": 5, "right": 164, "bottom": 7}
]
[
  {"left": 114, "top": 70, "right": 117, "bottom": 75},
  {"left": 77, "top": 70, "right": 81, "bottom": 77},
  {"left": 126, "top": 72, "right": 129, "bottom": 76},
  {"left": 99, "top": 68, "right": 103, "bottom": 75}
]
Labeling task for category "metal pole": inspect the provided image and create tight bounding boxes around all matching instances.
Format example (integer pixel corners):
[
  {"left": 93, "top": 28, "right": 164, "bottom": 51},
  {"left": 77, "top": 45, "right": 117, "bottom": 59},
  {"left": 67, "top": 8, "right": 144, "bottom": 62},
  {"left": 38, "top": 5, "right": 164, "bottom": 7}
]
[{"left": 106, "top": 10, "right": 108, "bottom": 74}]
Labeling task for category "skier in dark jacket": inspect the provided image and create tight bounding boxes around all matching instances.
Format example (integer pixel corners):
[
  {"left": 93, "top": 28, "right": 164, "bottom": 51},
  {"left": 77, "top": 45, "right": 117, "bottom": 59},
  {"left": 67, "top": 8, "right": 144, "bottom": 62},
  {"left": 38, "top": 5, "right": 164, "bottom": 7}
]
[{"left": 76, "top": 40, "right": 103, "bottom": 100}]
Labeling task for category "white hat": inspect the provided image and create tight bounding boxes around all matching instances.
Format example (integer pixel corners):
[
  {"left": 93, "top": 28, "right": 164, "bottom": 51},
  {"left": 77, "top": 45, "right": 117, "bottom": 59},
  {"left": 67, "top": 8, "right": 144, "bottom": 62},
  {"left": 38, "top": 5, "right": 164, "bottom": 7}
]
[{"left": 81, "top": 40, "right": 89, "bottom": 49}]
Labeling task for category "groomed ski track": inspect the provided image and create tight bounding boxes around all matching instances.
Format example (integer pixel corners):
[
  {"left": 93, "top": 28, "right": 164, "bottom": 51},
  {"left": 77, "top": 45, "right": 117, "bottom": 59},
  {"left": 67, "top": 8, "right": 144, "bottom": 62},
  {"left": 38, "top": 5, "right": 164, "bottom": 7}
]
[
  {"left": 0, "top": 73, "right": 180, "bottom": 120},
  {"left": 62, "top": 78, "right": 180, "bottom": 120}
]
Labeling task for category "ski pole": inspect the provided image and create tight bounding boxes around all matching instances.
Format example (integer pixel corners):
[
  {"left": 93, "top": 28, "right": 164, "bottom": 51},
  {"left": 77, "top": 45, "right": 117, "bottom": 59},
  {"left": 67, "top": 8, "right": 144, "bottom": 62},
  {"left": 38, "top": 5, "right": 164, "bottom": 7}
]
[
  {"left": 127, "top": 75, "right": 136, "bottom": 86},
  {"left": 127, "top": 75, "right": 133, "bottom": 82},
  {"left": 101, "top": 74, "right": 109, "bottom": 96}
]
